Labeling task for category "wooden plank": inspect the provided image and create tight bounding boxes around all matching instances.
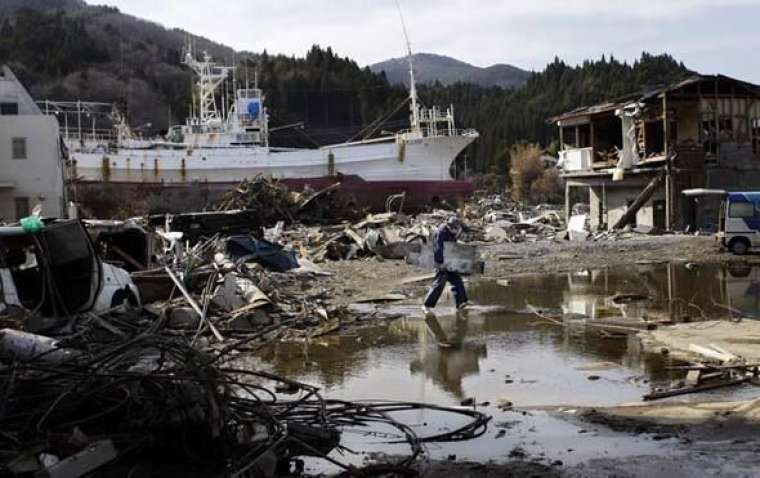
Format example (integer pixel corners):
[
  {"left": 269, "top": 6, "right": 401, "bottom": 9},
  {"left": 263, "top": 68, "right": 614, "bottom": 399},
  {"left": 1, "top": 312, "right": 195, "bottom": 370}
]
[
  {"left": 590, "top": 317, "right": 658, "bottom": 331},
  {"left": 688, "top": 344, "right": 737, "bottom": 362},
  {"left": 644, "top": 377, "right": 750, "bottom": 401},
  {"left": 685, "top": 370, "right": 701, "bottom": 386},
  {"left": 708, "top": 343, "right": 738, "bottom": 359},
  {"left": 399, "top": 273, "right": 436, "bottom": 285}
]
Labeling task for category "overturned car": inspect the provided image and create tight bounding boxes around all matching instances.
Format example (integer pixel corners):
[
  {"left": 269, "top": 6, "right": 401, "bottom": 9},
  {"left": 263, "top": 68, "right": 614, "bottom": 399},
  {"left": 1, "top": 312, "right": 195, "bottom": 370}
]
[{"left": 0, "top": 219, "right": 139, "bottom": 317}]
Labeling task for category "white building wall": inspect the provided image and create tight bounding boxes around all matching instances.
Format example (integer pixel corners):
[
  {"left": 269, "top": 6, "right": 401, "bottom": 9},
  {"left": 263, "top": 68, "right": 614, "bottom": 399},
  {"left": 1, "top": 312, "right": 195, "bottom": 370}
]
[
  {"left": 589, "top": 186, "right": 602, "bottom": 230},
  {"left": 0, "top": 66, "right": 65, "bottom": 222},
  {"left": 600, "top": 186, "right": 665, "bottom": 231},
  {"left": 0, "top": 116, "right": 64, "bottom": 221}
]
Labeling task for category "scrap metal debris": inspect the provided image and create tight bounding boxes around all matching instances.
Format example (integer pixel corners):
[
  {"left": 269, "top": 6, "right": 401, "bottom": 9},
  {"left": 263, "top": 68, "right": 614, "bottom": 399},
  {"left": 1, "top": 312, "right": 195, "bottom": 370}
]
[
  {"left": 0, "top": 316, "right": 489, "bottom": 476},
  {"left": 0, "top": 195, "right": 495, "bottom": 476}
]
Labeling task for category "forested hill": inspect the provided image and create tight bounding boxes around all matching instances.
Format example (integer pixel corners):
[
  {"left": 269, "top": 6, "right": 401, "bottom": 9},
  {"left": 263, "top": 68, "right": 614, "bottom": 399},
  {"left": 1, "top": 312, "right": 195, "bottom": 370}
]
[
  {"left": 0, "top": 1, "right": 692, "bottom": 173},
  {"left": 370, "top": 53, "right": 531, "bottom": 89}
]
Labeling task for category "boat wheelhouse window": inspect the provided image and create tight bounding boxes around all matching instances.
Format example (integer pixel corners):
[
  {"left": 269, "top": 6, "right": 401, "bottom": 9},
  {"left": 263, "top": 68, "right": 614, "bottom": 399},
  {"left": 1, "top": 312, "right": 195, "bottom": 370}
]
[
  {"left": 728, "top": 201, "right": 755, "bottom": 218},
  {"left": 0, "top": 102, "right": 18, "bottom": 115},
  {"left": 238, "top": 89, "right": 261, "bottom": 99},
  {"left": 12, "top": 137, "right": 26, "bottom": 159}
]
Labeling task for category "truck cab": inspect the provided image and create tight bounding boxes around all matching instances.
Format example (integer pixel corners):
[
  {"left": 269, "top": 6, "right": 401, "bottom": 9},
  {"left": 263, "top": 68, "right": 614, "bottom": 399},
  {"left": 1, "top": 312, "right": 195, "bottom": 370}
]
[{"left": 719, "top": 192, "right": 760, "bottom": 255}]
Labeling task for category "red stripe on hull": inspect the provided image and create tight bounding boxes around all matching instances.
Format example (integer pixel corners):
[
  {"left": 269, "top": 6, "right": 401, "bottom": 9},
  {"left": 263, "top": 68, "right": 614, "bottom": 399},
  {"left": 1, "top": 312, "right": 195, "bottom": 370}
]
[{"left": 70, "top": 176, "right": 474, "bottom": 217}]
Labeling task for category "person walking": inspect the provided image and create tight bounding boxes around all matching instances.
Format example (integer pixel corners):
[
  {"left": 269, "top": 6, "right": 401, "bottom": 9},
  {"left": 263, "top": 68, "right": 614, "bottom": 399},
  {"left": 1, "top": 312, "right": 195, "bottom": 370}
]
[{"left": 423, "top": 216, "right": 470, "bottom": 314}]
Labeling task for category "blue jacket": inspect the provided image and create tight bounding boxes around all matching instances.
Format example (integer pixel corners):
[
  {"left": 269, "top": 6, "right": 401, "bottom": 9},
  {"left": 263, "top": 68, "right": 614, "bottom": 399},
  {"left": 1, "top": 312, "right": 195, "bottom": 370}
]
[{"left": 433, "top": 224, "right": 456, "bottom": 265}]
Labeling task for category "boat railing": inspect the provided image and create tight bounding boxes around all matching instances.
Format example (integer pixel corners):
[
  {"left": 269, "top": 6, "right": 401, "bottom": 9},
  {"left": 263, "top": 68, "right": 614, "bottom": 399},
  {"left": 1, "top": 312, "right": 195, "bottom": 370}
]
[
  {"left": 61, "top": 130, "right": 119, "bottom": 145},
  {"left": 396, "top": 128, "right": 479, "bottom": 139}
]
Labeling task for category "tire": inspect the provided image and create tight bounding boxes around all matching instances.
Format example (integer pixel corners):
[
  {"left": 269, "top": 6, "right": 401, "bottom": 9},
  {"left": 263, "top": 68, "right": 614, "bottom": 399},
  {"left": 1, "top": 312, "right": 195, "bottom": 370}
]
[
  {"left": 729, "top": 237, "right": 750, "bottom": 255},
  {"left": 110, "top": 286, "right": 139, "bottom": 308}
]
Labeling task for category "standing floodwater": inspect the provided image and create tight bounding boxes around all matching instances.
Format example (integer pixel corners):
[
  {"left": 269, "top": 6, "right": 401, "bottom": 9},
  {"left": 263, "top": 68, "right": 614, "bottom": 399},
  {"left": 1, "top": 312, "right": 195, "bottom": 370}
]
[{"left": 250, "top": 261, "right": 760, "bottom": 473}]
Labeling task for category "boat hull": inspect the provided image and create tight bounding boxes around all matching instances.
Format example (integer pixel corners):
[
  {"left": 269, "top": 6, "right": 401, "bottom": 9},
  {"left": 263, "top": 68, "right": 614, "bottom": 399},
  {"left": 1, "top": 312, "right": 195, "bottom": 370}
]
[
  {"left": 70, "top": 176, "right": 474, "bottom": 217},
  {"left": 67, "top": 133, "right": 477, "bottom": 217},
  {"left": 70, "top": 134, "right": 475, "bottom": 183}
]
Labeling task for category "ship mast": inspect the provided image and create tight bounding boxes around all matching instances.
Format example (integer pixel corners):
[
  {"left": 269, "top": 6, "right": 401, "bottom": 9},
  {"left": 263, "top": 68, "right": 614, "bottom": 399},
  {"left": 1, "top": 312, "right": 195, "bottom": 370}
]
[
  {"left": 394, "top": 0, "right": 420, "bottom": 134},
  {"left": 183, "top": 42, "right": 234, "bottom": 124}
]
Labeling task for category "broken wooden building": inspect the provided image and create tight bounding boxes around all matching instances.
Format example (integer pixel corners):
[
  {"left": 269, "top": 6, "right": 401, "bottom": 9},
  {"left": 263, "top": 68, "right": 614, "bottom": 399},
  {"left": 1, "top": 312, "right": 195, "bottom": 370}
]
[{"left": 554, "top": 75, "right": 760, "bottom": 231}]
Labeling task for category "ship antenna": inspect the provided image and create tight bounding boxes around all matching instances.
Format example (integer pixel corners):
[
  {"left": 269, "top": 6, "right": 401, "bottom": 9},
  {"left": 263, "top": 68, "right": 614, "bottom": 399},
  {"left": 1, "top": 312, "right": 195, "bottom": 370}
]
[
  {"left": 394, "top": 0, "right": 420, "bottom": 133},
  {"left": 232, "top": 52, "right": 236, "bottom": 90}
]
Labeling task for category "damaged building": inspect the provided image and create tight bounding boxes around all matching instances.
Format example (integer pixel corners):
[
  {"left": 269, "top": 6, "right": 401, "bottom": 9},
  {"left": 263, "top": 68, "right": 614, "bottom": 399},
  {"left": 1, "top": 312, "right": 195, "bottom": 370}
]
[
  {"left": 554, "top": 74, "right": 760, "bottom": 231},
  {"left": 0, "top": 66, "right": 66, "bottom": 222}
]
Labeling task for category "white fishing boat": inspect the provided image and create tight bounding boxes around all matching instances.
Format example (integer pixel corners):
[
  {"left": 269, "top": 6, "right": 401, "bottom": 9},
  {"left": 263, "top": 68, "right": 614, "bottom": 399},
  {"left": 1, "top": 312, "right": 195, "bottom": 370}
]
[{"left": 45, "top": 37, "right": 478, "bottom": 215}]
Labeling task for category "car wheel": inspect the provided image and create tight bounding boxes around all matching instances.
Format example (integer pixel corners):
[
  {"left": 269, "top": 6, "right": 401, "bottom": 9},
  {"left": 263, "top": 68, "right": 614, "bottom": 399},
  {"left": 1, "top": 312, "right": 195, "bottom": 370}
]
[
  {"left": 110, "top": 286, "right": 139, "bottom": 308},
  {"left": 730, "top": 238, "right": 750, "bottom": 255}
]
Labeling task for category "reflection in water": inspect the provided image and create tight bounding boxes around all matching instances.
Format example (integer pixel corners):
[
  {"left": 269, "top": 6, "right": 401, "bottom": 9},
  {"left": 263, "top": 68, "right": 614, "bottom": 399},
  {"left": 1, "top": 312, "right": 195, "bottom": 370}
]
[
  {"left": 470, "top": 262, "right": 760, "bottom": 322},
  {"left": 411, "top": 313, "right": 487, "bottom": 399}
]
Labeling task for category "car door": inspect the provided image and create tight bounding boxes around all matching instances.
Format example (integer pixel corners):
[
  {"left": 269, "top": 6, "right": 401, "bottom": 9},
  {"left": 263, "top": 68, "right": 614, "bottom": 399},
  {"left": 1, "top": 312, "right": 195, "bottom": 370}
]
[{"left": 38, "top": 220, "right": 101, "bottom": 315}]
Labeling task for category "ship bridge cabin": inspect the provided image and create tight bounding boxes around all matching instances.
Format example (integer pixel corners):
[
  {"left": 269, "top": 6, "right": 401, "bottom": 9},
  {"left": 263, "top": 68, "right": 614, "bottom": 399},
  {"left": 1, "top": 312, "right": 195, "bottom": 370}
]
[{"left": 553, "top": 75, "right": 760, "bottom": 232}]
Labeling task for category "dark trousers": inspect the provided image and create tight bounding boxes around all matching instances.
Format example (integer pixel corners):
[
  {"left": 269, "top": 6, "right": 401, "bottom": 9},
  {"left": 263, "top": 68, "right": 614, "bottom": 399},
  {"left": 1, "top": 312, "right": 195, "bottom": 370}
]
[{"left": 424, "top": 270, "right": 468, "bottom": 308}]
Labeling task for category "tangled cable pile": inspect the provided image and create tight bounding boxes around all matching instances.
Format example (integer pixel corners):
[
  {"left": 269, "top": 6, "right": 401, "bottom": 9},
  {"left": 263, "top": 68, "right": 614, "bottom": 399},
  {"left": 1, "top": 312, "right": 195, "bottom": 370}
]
[{"left": 0, "top": 310, "right": 489, "bottom": 477}]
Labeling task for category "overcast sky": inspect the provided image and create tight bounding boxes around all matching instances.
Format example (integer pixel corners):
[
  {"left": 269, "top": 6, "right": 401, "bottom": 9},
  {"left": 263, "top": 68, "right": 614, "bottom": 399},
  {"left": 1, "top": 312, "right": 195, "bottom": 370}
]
[{"left": 98, "top": 0, "right": 760, "bottom": 82}]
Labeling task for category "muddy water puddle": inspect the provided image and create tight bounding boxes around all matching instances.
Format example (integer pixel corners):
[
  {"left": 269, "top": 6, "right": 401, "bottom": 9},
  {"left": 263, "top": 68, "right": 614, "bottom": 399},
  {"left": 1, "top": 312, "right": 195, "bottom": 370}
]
[{"left": 252, "top": 262, "right": 760, "bottom": 472}]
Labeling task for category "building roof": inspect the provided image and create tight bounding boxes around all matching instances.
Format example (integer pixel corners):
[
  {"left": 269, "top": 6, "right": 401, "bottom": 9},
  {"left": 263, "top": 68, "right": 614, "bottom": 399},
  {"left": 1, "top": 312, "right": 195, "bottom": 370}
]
[
  {"left": 549, "top": 74, "right": 760, "bottom": 124},
  {"left": 0, "top": 66, "right": 43, "bottom": 115}
]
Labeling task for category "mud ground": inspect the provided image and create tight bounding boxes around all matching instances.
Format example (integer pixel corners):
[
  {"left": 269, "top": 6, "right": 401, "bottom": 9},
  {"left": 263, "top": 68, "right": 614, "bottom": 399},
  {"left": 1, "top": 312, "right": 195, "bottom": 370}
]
[{"left": 321, "top": 234, "right": 731, "bottom": 305}]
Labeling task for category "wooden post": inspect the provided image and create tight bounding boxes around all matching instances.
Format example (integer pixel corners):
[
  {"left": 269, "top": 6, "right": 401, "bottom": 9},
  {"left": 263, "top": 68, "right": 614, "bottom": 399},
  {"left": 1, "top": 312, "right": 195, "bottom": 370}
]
[
  {"left": 663, "top": 93, "right": 672, "bottom": 231},
  {"left": 602, "top": 183, "right": 607, "bottom": 229},
  {"left": 715, "top": 78, "right": 720, "bottom": 157},
  {"left": 559, "top": 123, "right": 564, "bottom": 149},
  {"left": 565, "top": 181, "right": 571, "bottom": 224},
  {"left": 730, "top": 85, "right": 735, "bottom": 141},
  {"left": 697, "top": 81, "right": 703, "bottom": 147}
]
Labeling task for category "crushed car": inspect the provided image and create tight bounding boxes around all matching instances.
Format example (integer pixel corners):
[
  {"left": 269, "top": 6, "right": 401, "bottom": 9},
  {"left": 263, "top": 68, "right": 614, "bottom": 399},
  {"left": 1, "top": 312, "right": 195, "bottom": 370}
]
[{"left": 0, "top": 219, "right": 139, "bottom": 317}]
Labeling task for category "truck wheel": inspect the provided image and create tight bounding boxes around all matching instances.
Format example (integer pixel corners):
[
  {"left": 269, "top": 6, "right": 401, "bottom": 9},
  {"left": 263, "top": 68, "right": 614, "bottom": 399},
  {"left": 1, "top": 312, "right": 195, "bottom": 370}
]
[{"left": 729, "top": 238, "right": 750, "bottom": 255}]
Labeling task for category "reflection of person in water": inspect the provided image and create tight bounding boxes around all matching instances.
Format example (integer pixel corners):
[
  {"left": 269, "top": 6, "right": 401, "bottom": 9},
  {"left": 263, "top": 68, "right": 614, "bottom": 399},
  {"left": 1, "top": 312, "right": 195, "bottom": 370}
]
[
  {"left": 425, "top": 311, "right": 469, "bottom": 347},
  {"left": 410, "top": 312, "right": 486, "bottom": 399}
]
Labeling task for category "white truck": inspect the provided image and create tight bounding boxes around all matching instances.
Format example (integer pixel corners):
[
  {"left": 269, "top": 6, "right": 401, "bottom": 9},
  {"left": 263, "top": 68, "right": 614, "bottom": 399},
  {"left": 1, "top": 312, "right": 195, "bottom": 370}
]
[{"left": 683, "top": 189, "right": 760, "bottom": 255}]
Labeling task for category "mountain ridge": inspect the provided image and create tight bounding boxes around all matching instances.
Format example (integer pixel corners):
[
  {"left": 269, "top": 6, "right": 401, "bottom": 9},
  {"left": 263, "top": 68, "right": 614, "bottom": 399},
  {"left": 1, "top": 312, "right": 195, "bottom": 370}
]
[{"left": 370, "top": 53, "right": 532, "bottom": 89}]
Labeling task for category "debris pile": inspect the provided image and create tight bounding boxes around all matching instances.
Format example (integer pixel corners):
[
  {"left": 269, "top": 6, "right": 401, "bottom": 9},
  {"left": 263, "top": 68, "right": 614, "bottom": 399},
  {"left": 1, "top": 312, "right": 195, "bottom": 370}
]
[
  {"left": 0, "top": 211, "right": 492, "bottom": 476},
  {"left": 458, "top": 194, "right": 565, "bottom": 243},
  {"left": 212, "top": 176, "right": 363, "bottom": 225},
  {"left": 119, "top": 241, "right": 402, "bottom": 350},
  {"left": 0, "top": 317, "right": 489, "bottom": 476}
]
